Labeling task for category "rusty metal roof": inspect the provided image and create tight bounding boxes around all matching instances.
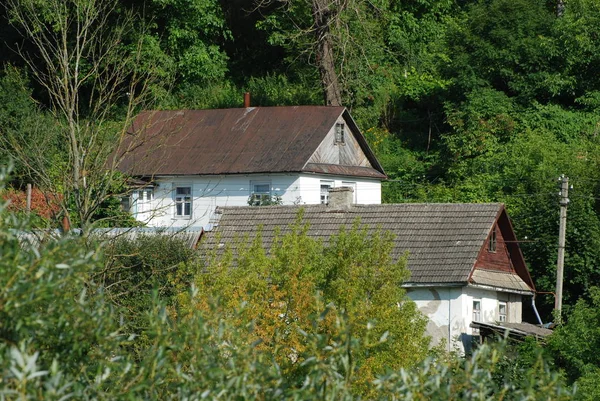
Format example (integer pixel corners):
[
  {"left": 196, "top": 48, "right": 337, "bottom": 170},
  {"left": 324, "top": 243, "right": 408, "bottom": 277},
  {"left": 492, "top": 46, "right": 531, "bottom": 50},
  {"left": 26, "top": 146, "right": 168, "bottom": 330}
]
[{"left": 115, "top": 106, "right": 386, "bottom": 179}]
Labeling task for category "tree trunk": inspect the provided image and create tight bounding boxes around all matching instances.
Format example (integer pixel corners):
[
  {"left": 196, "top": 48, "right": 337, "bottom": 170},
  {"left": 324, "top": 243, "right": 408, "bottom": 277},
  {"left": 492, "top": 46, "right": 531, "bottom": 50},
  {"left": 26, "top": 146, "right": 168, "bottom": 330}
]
[
  {"left": 557, "top": 0, "right": 565, "bottom": 16},
  {"left": 312, "top": 0, "right": 342, "bottom": 106}
]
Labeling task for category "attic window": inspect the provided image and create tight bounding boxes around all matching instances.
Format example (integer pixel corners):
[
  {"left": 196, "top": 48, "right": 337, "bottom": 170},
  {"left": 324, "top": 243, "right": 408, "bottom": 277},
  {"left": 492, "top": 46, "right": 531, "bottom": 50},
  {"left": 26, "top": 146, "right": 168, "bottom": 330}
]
[
  {"left": 488, "top": 225, "right": 497, "bottom": 253},
  {"left": 335, "top": 123, "right": 345, "bottom": 144}
]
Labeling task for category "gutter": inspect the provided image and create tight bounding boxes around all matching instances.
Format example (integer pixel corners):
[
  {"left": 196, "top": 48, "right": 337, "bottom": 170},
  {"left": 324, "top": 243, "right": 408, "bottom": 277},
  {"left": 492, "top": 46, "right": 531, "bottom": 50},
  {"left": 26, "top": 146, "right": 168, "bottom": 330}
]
[
  {"left": 466, "top": 282, "right": 534, "bottom": 296},
  {"left": 402, "top": 282, "right": 465, "bottom": 288}
]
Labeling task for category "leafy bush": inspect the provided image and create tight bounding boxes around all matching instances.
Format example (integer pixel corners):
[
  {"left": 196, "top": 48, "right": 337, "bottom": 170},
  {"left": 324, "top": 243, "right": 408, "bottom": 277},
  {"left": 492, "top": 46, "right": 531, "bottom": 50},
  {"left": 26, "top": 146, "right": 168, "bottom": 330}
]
[
  {"left": 100, "top": 234, "right": 196, "bottom": 358},
  {"left": 547, "top": 287, "right": 600, "bottom": 399},
  {"left": 375, "top": 341, "right": 572, "bottom": 401}
]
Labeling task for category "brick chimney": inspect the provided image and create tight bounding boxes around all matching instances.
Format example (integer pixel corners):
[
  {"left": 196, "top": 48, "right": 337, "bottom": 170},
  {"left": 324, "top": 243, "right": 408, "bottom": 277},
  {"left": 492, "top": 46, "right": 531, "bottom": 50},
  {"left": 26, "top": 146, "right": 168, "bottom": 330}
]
[
  {"left": 328, "top": 187, "right": 354, "bottom": 210},
  {"left": 244, "top": 92, "right": 251, "bottom": 108}
]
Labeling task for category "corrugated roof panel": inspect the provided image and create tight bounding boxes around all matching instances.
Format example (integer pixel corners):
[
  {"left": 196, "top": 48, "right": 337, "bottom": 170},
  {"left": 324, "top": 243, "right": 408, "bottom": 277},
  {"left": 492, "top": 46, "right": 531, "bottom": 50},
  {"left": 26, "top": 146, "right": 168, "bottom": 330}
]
[{"left": 116, "top": 107, "right": 385, "bottom": 179}]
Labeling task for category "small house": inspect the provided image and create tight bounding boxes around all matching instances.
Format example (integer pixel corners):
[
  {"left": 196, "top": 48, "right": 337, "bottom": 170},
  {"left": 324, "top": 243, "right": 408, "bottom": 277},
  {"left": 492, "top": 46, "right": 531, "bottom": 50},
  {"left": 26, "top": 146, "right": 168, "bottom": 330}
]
[
  {"left": 115, "top": 105, "right": 386, "bottom": 229},
  {"left": 201, "top": 188, "right": 536, "bottom": 353}
]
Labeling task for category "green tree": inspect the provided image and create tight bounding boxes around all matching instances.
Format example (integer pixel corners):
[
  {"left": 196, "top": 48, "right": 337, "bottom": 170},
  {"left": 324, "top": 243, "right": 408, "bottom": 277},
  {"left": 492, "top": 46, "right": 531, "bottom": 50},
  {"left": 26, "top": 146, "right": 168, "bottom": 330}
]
[
  {"left": 3, "top": 0, "right": 167, "bottom": 233},
  {"left": 547, "top": 287, "right": 600, "bottom": 399},
  {"left": 129, "top": 0, "right": 230, "bottom": 86},
  {"left": 188, "top": 214, "right": 430, "bottom": 396}
]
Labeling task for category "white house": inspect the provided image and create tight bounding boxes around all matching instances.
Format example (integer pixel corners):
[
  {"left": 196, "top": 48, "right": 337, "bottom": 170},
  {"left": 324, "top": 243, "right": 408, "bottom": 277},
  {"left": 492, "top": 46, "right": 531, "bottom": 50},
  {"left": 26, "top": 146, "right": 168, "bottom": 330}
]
[
  {"left": 114, "top": 105, "right": 386, "bottom": 229},
  {"left": 199, "top": 191, "right": 538, "bottom": 354}
]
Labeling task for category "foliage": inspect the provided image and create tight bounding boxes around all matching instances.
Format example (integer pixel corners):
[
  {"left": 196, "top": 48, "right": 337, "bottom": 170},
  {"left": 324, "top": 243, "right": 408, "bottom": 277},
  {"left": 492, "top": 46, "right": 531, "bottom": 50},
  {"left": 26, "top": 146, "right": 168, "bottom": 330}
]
[
  {"left": 188, "top": 213, "right": 430, "bottom": 396},
  {"left": 4, "top": 0, "right": 600, "bottom": 392},
  {"left": 99, "top": 234, "right": 195, "bottom": 359},
  {"left": 0, "top": 166, "right": 574, "bottom": 399},
  {"left": 1, "top": 187, "right": 61, "bottom": 223},
  {"left": 2, "top": 0, "right": 169, "bottom": 233},
  {"left": 0, "top": 67, "right": 65, "bottom": 187},
  {"left": 131, "top": 0, "right": 231, "bottom": 86},
  {"left": 247, "top": 193, "right": 283, "bottom": 206},
  {"left": 375, "top": 340, "right": 572, "bottom": 400},
  {"left": 547, "top": 287, "right": 600, "bottom": 399}
]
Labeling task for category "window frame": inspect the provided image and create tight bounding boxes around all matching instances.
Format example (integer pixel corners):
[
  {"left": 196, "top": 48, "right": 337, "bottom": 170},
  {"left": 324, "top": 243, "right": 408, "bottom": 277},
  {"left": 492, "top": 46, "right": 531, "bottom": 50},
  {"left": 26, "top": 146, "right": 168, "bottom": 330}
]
[
  {"left": 472, "top": 299, "right": 482, "bottom": 323},
  {"left": 249, "top": 181, "right": 272, "bottom": 206},
  {"left": 174, "top": 185, "right": 192, "bottom": 219},
  {"left": 320, "top": 180, "right": 334, "bottom": 204},
  {"left": 121, "top": 195, "right": 131, "bottom": 213},
  {"left": 498, "top": 301, "right": 507, "bottom": 322}
]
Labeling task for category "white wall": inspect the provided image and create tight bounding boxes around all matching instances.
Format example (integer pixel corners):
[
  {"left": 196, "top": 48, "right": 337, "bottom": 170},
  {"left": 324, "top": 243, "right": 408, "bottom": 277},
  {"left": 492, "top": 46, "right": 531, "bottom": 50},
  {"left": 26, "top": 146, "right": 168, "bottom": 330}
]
[
  {"left": 132, "top": 173, "right": 382, "bottom": 228},
  {"left": 406, "top": 285, "right": 524, "bottom": 354},
  {"left": 134, "top": 174, "right": 301, "bottom": 228},
  {"left": 296, "top": 174, "right": 381, "bottom": 205},
  {"left": 407, "top": 287, "right": 466, "bottom": 353}
]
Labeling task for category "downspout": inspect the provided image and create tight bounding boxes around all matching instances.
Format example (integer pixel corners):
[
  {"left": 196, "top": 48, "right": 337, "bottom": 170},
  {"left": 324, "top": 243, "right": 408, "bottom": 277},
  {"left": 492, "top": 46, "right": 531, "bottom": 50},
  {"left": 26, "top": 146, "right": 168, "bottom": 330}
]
[
  {"left": 448, "top": 288, "right": 452, "bottom": 352},
  {"left": 532, "top": 295, "right": 543, "bottom": 325}
]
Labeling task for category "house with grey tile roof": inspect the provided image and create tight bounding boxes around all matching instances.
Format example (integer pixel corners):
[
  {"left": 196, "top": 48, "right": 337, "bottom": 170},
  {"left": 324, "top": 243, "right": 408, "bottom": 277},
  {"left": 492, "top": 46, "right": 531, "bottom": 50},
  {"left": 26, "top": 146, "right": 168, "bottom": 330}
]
[
  {"left": 114, "top": 104, "right": 386, "bottom": 229},
  {"left": 201, "top": 187, "right": 537, "bottom": 353}
]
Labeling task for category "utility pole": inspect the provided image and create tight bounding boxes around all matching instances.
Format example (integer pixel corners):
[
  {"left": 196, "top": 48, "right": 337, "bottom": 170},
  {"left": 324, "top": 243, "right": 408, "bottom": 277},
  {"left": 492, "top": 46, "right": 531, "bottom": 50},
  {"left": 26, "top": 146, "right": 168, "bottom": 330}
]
[{"left": 555, "top": 175, "right": 569, "bottom": 322}]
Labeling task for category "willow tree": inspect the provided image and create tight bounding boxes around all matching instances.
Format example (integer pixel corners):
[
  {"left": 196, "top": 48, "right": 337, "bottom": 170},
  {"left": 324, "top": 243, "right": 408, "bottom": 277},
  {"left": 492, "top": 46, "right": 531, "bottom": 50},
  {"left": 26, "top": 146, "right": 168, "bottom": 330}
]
[{"left": 3, "top": 0, "right": 167, "bottom": 233}]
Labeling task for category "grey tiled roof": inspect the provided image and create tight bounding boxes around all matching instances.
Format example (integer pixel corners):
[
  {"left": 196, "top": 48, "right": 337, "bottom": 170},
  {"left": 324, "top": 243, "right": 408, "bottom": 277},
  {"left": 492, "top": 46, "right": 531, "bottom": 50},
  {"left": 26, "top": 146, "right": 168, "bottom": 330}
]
[{"left": 202, "top": 203, "right": 503, "bottom": 284}]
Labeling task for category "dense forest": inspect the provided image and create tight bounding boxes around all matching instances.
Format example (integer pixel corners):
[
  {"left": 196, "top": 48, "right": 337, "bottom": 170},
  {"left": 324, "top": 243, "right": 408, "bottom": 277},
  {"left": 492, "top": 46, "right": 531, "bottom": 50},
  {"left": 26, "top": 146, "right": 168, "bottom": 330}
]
[{"left": 2, "top": 0, "right": 600, "bottom": 397}]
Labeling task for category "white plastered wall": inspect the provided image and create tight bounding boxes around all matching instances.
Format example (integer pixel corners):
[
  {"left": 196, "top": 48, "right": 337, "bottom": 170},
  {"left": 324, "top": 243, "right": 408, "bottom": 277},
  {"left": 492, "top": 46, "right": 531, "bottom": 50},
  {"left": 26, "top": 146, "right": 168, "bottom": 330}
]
[
  {"left": 407, "top": 285, "right": 524, "bottom": 354},
  {"left": 133, "top": 173, "right": 382, "bottom": 228},
  {"left": 296, "top": 174, "right": 381, "bottom": 205},
  {"left": 136, "top": 174, "right": 301, "bottom": 228}
]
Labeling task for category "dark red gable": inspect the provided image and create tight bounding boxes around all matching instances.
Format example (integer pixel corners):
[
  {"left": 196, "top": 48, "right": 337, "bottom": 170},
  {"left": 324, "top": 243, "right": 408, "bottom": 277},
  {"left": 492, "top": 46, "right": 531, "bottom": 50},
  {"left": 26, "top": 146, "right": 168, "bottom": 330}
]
[
  {"left": 471, "top": 206, "right": 535, "bottom": 291},
  {"left": 475, "top": 222, "right": 514, "bottom": 273}
]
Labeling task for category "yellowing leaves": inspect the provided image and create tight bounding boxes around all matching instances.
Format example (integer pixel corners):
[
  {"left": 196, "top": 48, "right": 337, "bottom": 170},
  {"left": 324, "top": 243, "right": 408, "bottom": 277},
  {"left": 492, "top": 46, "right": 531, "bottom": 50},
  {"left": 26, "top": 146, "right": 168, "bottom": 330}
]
[{"left": 178, "top": 213, "right": 429, "bottom": 396}]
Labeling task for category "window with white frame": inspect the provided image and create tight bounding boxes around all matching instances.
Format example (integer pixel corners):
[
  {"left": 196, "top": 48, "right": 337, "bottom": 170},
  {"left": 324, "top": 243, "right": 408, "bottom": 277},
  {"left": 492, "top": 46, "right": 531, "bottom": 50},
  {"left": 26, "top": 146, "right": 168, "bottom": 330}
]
[
  {"left": 250, "top": 181, "right": 271, "bottom": 206},
  {"left": 498, "top": 301, "right": 507, "bottom": 322},
  {"left": 174, "top": 186, "right": 192, "bottom": 217},
  {"left": 133, "top": 188, "right": 154, "bottom": 214},
  {"left": 335, "top": 123, "right": 345, "bottom": 144},
  {"left": 320, "top": 180, "right": 334, "bottom": 204},
  {"left": 137, "top": 188, "right": 154, "bottom": 203},
  {"left": 473, "top": 299, "right": 481, "bottom": 322}
]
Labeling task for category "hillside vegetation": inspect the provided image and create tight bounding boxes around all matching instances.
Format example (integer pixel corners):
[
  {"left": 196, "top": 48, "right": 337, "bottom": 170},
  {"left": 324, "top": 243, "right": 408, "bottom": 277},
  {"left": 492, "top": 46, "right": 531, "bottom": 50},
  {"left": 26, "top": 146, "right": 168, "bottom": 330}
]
[{"left": 2, "top": 0, "right": 600, "bottom": 397}]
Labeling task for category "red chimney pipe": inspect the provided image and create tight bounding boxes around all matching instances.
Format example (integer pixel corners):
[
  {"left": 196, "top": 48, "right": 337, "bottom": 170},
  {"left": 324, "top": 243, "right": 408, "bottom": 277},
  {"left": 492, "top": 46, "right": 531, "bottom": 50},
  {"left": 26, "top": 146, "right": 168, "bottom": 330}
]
[{"left": 244, "top": 92, "right": 251, "bottom": 108}]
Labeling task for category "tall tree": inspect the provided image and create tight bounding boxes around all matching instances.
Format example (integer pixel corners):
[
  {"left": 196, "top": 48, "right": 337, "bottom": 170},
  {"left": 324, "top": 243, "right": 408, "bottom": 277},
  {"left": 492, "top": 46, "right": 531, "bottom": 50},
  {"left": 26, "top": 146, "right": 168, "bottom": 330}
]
[
  {"left": 311, "top": 0, "right": 343, "bottom": 106},
  {"left": 2, "top": 0, "right": 166, "bottom": 233},
  {"left": 256, "top": 0, "right": 389, "bottom": 108}
]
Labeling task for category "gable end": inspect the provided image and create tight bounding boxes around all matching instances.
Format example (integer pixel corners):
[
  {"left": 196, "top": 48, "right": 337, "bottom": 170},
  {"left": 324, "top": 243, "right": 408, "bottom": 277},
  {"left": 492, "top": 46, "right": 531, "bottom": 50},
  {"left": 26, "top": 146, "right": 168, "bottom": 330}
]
[
  {"left": 304, "top": 109, "right": 386, "bottom": 178},
  {"left": 470, "top": 206, "right": 535, "bottom": 291}
]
